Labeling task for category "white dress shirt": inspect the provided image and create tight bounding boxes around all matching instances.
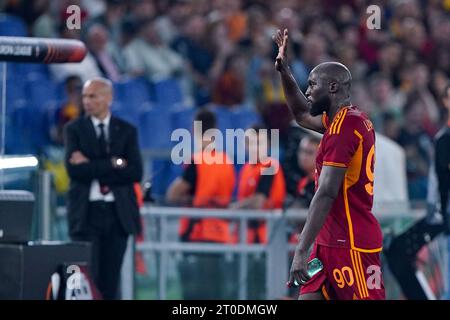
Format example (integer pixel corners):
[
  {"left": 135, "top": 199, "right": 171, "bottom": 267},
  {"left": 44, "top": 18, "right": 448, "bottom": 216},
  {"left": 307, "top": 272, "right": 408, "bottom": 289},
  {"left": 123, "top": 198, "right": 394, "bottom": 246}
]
[{"left": 89, "top": 113, "right": 115, "bottom": 202}]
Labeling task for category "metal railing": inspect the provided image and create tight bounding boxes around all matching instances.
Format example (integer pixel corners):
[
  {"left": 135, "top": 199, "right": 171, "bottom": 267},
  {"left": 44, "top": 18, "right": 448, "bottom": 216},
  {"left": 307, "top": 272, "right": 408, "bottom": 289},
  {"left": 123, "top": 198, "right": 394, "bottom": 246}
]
[{"left": 119, "top": 203, "right": 427, "bottom": 300}]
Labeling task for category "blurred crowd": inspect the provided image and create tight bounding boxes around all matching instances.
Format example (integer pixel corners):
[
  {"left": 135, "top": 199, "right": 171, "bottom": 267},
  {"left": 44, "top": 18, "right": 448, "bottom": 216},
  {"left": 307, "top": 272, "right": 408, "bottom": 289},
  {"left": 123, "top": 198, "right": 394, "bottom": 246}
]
[{"left": 2, "top": 0, "right": 450, "bottom": 200}]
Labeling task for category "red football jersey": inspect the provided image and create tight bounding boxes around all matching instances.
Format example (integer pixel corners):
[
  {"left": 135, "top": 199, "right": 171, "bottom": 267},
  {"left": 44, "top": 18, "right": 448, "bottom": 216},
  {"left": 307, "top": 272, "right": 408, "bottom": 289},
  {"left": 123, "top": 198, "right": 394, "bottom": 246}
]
[{"left": 315, "top": 106, "right": 383, "bottom": 252}]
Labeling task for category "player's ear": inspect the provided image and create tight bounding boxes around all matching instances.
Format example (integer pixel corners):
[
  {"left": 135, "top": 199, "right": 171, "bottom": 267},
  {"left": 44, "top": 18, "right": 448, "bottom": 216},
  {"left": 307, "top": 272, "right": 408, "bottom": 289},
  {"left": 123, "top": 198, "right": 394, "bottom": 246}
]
[{"left": 329, "top": 81, "right": 338, "bottom": 94}]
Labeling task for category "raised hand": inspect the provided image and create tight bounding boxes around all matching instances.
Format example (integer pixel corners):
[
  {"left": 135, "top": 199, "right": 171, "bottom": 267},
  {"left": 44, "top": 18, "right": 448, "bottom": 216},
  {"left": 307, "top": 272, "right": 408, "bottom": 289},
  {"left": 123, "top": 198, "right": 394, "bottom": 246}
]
[{"left": 273, "top": 28, "right": 289, "bottom": 72}]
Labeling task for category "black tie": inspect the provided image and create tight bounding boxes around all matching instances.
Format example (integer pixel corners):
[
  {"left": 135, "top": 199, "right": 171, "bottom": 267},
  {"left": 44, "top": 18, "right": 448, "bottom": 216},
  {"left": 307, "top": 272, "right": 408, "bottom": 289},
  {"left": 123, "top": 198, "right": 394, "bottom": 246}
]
[
  {"left": 98, "top": 123, "right": 110, "bottom": 195},
  {"left": 98, "top": 123, "right": 108, "bottom": 157}
]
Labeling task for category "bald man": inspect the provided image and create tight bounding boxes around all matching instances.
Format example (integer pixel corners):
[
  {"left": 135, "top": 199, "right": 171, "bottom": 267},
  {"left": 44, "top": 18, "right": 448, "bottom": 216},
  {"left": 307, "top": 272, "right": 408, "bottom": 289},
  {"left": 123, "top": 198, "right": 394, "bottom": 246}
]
[
  {"left": 274, "top": 29, "right": 384, "bottom": 300},
  {"left": 64, "top": 77, "right": 143, "bottom": 299}
]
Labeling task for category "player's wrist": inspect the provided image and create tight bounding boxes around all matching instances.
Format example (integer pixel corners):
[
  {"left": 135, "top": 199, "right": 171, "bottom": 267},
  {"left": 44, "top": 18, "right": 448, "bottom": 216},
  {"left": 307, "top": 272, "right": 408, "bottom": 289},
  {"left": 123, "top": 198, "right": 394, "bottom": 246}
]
[
  {"left": 277, "top": 61, "right": 287, "bottom": 72},
  {"left": 295, "top": 245, "right": 308, "bottom": 255}
]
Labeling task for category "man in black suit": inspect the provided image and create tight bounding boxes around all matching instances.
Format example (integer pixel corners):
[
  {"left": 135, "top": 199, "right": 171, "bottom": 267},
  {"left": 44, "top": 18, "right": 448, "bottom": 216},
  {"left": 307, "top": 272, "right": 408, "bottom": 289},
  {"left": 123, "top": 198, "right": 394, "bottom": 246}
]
[{"left": 64, "top": 77, "right": 143, "bottom": 299}]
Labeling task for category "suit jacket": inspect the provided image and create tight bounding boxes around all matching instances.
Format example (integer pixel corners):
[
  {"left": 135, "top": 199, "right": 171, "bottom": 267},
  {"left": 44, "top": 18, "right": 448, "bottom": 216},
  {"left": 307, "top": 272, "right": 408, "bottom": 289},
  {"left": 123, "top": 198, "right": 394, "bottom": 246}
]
[{"left": 64, "top": 115, "right": 143, "bottom": 236}]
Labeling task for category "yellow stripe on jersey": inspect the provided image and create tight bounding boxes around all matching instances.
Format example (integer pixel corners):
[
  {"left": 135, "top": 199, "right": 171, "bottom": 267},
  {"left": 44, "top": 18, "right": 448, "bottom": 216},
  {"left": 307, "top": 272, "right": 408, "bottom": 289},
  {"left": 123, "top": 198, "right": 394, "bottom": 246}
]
[
  {"left": 353, "top": 250, "right": 369, "bottom": 298},
  {"left": 356, "top": 252, "right": 369, "bottom": 297},
  {"left": 329, "top": 110, "right": 344, "bottom": 134},
  {"left": 335, "top": 108, "right": 348, "bottom": 134},
  {"left": 328, "top": 107, "right": 348, "bottom": 135},
  {"left": 350, "top": 250, "right": 364, "bottom": 299},
  {"left": 328, "top": 111, "right": 340, "bottom": 134}
]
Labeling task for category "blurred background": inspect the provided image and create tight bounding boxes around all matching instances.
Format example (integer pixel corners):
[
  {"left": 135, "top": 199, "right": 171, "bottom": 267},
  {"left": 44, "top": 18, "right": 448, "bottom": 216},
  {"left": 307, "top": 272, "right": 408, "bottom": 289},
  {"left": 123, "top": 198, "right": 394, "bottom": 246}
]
[{"left": 0, "top": 0, "right": 449, "bottom": 300}]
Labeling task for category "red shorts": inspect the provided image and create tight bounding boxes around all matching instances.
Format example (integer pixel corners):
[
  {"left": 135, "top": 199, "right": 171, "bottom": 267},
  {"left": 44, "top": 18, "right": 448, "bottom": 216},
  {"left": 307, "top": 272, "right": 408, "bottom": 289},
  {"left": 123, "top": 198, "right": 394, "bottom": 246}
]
[{"left": 299, "top": 243, "right": 385, "bottom": 300}]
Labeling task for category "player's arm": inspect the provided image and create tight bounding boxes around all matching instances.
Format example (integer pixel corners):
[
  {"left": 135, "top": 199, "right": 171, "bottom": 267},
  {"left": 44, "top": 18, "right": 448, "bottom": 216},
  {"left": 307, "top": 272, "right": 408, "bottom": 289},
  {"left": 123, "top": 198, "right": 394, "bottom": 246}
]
[
  {"left": 289, "top": 165, "right": 346, "bottom": 285},
  {"left": 274, "top": 29, "right": 325, "bottom": 134}
]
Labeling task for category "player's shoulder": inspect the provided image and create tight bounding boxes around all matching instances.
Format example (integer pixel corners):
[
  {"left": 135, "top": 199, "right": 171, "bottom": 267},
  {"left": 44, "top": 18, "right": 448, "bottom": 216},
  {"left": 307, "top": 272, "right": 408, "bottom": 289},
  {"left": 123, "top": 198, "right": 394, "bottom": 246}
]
[
  {"left": 329, "top": 106, "right": 373, "bottom": 135},
  {"left": 344, "top": 105, "right": 370, "bottom": 123}
]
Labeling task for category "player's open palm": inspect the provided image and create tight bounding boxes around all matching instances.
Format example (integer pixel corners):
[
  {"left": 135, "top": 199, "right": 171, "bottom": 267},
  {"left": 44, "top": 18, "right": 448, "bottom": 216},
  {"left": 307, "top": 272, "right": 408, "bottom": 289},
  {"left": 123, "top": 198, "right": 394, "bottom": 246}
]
[{"left": 274, "top": 28, "right": 289, "bottom": 72}]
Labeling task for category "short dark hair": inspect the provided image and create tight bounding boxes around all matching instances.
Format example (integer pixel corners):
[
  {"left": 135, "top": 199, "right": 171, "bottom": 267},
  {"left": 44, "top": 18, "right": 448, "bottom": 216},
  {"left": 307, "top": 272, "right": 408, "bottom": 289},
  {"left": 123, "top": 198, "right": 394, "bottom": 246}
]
[
  {"left": 404, "top": 91, "right": 423, "bottom": 115},
  {"left": 195, "top": 108, "right": 216, "bottom": 134}
]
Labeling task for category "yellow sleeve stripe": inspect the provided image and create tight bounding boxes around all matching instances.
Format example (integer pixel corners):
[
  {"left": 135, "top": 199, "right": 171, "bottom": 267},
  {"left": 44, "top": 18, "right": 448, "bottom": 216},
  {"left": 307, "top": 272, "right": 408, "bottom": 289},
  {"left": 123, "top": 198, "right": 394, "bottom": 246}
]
[{"left": 323, "top": 161, "right": 347, "bottom": 168}]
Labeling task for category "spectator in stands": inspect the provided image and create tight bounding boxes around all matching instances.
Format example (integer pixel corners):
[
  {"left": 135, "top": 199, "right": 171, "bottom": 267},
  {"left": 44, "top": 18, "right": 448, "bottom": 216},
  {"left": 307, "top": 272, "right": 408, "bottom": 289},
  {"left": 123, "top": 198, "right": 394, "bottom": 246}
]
[
  {"left": 369, "top": 73, "right": 406, "bottom": 129},
  {"left": 372, "top": 41, "right": 403, "bottom": 87},
  {"left": 123, "top": 17, "right": 184, "bottom": 82},
  {"left": 49, "top": 25, "right": 101, "bottom": 83},
  {"left": 222, "top": 0, "right": 247, "bottom": 43},
  {"left": 242, "top": 5, "right": 271, "bottom": 46},
  {"left": 212, "top": 53, "right": 247, "bottom": 107},
  {"left": 172, "top": 14, "right": 217, "bottom": 105},
  {"left": 86, "top": 0, "right": 125, "bottom": 46},
  {"left": 381, "top": 112, "right": 401, "bottom": 142},
  {"left": 399, "top": 18, "right": 434, "bottom": 63},
  {"left": 166, "top": 109, "right": 237, "bottom": 300},
  {"left": 431, "top": 70, "right": 449, "bottom": 114},
  {"left": 155, "top": 0, "right": 192, "bottom": 45},
  {"left": 129, "top": 0, "right": 156, "bottom": 21},
  {"left": 411, "top": 63, "right": 440, "bottom": 134},
  {"left": 203, "top": 20, "right": 238, "bottom": 103},
  {"left": 50, "top": 75, "right": 84, "bottom": 146},
  {"left": 86, "top": 24, "right": 123, "bottom": 81},
  {"left": 397, "top": 93, "right": 434, "bottom": 200},
  {"left": 291, "top": 33, "right": 329, "bottom": 90},
  {"left": 335, "top": 43, "right": 367, "bottom": 83},
  {"left": 120, "top": 16, "right": 139, "bottom": 48},
  {"left": 350, "top": 82, "right": 376, "bottom": 122},
  {"left": 253, "top": 58, "right": 285, "bottom": 107},
  {"left": 31, "top": 0, "right": 58, "bottom": 38}
]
